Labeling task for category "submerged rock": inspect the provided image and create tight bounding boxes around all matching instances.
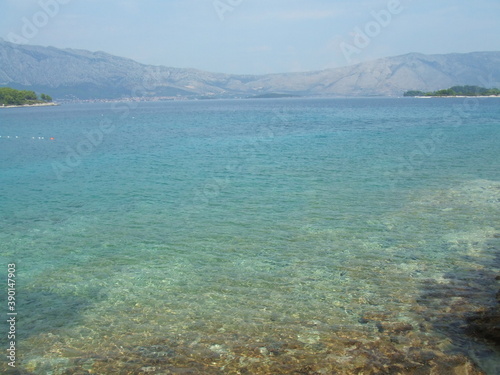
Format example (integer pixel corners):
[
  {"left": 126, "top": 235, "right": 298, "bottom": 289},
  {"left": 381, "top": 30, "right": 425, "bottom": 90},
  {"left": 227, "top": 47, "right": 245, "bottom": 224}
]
[
  {"left": 466, "top": 294, "right": 500, "bottom": 345},
  {"left": 464, "top": 274, "right": 500, "bottom": 346},
  {"left": 376, "top": 322, "right": 414, "bottom": 334}
]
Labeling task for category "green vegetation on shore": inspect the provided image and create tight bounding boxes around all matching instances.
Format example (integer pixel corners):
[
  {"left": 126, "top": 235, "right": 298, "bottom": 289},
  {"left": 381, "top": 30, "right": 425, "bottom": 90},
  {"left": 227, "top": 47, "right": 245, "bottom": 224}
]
[
  {"left": 404, "top": 85, "right": 500, "bottom": 97},
  {"left": 0, "top": 87, "right": 53, "bottom": 106}
]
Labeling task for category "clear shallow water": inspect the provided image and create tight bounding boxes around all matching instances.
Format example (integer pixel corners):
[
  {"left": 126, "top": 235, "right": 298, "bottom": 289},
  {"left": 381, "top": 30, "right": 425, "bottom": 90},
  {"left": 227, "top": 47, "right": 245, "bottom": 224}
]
[{"left": 1, "top": 98, "right": 499, "bottom": 374}]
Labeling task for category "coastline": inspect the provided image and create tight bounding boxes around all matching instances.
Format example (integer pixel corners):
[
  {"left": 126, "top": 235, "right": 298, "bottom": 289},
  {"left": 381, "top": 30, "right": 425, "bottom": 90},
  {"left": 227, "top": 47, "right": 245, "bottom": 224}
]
[
  {"left": 0, "top": 102, "right": 59, "bottom": 109},
  {"left": 415, "top": 95, "right": 500, "bottom": 98}
]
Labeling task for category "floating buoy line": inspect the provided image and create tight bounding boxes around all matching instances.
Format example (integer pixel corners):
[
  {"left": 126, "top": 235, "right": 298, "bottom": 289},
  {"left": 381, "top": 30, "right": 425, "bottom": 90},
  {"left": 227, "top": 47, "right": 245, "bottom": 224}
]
[{"left": 0, "top": 135, "right": 55, "bottom": 140}]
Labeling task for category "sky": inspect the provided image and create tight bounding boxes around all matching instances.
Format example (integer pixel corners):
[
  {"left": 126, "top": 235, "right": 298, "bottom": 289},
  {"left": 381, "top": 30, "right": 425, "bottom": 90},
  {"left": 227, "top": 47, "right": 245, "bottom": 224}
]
[{"left": 1, "top": 0, "right": 499, "bottom": 75}]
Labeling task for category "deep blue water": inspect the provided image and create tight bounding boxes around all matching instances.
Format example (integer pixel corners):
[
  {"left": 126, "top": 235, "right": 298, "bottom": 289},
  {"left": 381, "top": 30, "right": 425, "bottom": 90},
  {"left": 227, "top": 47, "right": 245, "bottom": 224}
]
[{"left": 1, "top": 98, "right": 499, "bottom": 373}]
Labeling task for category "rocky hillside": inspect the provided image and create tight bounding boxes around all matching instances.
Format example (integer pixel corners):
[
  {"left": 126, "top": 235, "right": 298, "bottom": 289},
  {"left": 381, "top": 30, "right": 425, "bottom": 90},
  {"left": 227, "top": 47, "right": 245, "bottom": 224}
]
[
  {"left": 256, "top": 52, "right": 500, "bottom": 97},
  {"left": 1, "top": 39, "right": 499, "bottom": 99}
]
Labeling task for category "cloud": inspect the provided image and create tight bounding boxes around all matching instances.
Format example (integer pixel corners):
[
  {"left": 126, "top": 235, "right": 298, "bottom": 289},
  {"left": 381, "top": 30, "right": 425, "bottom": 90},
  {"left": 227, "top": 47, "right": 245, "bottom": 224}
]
[
  {"left": 272, "top": 9, "right": 342, "bottom": 20},
  {"left": 241, "top": 7, "right": 344, "bottom": 23},
  {"left": 247, "top": 45, "right": 273, "bottom": 53}
]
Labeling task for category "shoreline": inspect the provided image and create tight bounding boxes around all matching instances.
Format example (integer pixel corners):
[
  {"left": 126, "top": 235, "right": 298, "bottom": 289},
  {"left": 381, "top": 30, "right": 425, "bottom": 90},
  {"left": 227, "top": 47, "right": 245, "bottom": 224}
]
[
  {"left": 0, "top": 102, "right": 59, "bottom": 109},
  {"left": 414, "top": 95, "right": 500, "bottom": 98}
]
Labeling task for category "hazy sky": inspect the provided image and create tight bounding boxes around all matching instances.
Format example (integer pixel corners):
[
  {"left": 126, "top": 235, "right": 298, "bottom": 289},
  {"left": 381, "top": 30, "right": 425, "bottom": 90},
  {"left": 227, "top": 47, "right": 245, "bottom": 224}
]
[{"left": 1, "top": 0, "right": 499, "bottom": 74}]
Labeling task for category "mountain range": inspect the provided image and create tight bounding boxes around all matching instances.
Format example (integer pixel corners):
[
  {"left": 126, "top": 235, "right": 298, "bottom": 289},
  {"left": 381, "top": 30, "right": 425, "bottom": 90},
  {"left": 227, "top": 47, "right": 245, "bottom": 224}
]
[{"left": 1, "top": 39, "right": 499, "bottom": 100}]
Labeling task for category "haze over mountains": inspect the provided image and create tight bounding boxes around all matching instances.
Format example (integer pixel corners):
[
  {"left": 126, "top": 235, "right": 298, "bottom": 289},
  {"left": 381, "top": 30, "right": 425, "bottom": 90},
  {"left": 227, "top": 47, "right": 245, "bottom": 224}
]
[{"left": 0, "top": 39, "right": 499, "bottom": 100}]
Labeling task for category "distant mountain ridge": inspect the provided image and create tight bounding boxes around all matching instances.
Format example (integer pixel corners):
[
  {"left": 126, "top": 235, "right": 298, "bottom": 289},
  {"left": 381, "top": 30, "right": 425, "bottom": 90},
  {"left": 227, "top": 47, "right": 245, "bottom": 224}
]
[{"left": 0, "top": 39, "right": 499, "bottom": 99}]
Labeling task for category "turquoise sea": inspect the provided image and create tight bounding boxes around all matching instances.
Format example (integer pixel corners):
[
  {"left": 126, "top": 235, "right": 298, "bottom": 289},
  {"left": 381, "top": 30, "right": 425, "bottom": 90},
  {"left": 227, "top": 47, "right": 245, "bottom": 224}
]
[{"left": 1, "top": 98, "right": 499, "bottom": 374}]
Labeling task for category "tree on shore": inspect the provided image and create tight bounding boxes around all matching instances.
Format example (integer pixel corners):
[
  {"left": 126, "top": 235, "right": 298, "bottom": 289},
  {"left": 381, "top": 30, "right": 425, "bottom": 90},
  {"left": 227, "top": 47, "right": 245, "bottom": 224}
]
[
  {"left": 0, "top": 87, "right": 53, "bottom": 105},
  {"left": 40, "top": 93, "right": 52, "bottom": 102},
  {"left": 404, "top": 86, "right": 500, "bottom": 97}
]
